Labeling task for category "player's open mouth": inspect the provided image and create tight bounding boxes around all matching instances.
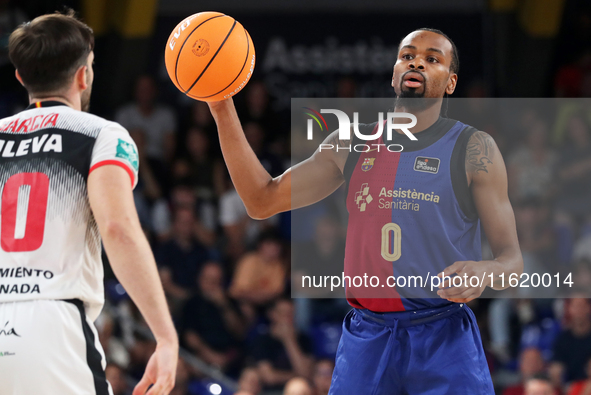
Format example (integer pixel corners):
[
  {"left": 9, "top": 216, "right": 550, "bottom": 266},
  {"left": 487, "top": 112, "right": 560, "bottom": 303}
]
[{"left": 403, "top": 72, "right": 424, "bottom": 88}]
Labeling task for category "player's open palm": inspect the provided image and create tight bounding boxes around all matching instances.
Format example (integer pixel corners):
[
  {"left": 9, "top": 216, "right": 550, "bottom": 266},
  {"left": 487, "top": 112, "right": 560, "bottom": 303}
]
[{"left": 133, "top": 343, "right": 178, "bottom": 395}]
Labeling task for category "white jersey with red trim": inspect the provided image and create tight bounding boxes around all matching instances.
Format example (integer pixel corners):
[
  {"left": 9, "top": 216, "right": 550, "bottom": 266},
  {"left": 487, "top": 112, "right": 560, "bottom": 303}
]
[{"left": 0, "top": 101, "right": 138, "bottom": 321}]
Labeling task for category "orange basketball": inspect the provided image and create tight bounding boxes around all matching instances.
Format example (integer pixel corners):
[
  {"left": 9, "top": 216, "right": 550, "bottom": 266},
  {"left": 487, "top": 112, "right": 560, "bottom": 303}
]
[{"left": 165, "top": 12, "right": 255, "bottom": 102}]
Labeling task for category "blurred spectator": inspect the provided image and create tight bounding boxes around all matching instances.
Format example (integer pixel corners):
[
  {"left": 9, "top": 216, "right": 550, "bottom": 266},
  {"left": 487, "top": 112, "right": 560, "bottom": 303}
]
[
  {"left": 219, "top": 173, "right": 278, "bottom": 261},
  {"left": 183, "top": 127, "right": 225, "bottom": 199},
  {"left": 520, "top": 312, "right": 562, "bottom": 364},
  {"left": 336, "top": 76, "right": 357, "bottom": 98},
  {"left": 188, "top": 100, "right": 217, "bottom": 137},
  {"left": 156, "top": 207, "right": 211, "bottom": 304},
  {"left": 503, "top": 348, "right": 546, "bottom": 395},
  {"left": 514, "top": 200, "right": 557, "bottom": 290},
  {"left": 128, "top": 128, "right": 167, "bottom": 235},
  {"left": 567, "top": 260, "right": 591, "bottom": 293},
  {"left": 229, "top": 231, "right": 287, "bottom": 306},
  {"left": 181, "top": 262, "right": 245, "bottom": 371},
  {"left": 293, "top": 216, "right": 349, "bottom": 332},
  {"left": 237, "top": 367, "right": 262, "bottom": 395},
  {"left": 152, "top": 183, "right": 217, "bottom": 245},
  {"left": 456, "top": 80, "right": 500, "bottom": 150},
  {"left": 313, "top": 359, "right": 334, "bottom": 395},
  {"left": 550, "top": 297, "right": 591, "bottom": 387},
  {"left": 115, "top": 74, "right": 177, "bottom": 163},
  {"left": 550, "top": 102, "right": 591, "bottom": 148},
  {"left": 239, "top": 81, "right": 281, "bottom": 138},
  {"left": 294, "top": 216, "right": 345, "bottom": 297},
  {"left": 218, "top": 173, "right": 247, "bottom": 261},
  {"left": 283, "top": 377, "right": 314, "bottom": 395},
  {"left": 525, "top": 375, "right": 558, "bottom": 395},
  {"left": 0, "top": 1, "right": 27, "bottom": 68},
  {"left": 244, "top": 122, "right": 284, "bottom": 177},
  {"left": 554, "top": 51, "right": 591, "bottom": 98},
  {"left": 96, "top": 308, "right": 130, "bottom": 368},
  {"left": 0, "top": 0, "right": 27, "bottom": 116},
  {"left": 489, "top": 298, "right": 558, "bottom": 365},
  {"left": 250, "top": 299, "right": 314, "bottom": 390},
  {"left": 566, "top": 357, "right": 591, "bottom": 395},
  {"left": 105, "top": 363, "right": 130, "bottom": 395},
  {"left": 507, "top": 121, "right": 557, "bottom": 202},
  {"left": 555, "top": 114, "right": 591, "bottom": 221},
  {"left": 127, "top": 337, "right": 156, "bottom": 382},
  {"left": 170, "top": 358, "right": 194, "bottom": 395}
]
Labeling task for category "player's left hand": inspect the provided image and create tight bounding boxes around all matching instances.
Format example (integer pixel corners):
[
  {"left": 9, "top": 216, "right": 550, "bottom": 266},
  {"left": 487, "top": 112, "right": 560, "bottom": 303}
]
[
  {"left": 436, "top": 260, "right": 490, "bottom": 303},
  {"left": 132, "top": 341, "right": 178, "bottom": 395}
]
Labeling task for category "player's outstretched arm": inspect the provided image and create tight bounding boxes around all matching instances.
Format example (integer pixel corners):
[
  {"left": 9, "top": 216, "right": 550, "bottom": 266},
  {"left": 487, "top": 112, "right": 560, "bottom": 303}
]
[
  {"left": 438, "top": 131, "right": 523, "bottom": 303},
  {"left": 88, "top": 165, "right": 178, "bottom": 395},
  {"left": 208, "top": 99, "right": 346, "bottom": 219}
]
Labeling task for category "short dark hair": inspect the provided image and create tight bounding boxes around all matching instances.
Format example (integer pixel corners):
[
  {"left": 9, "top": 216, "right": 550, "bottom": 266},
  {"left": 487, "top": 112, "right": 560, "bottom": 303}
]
[
  {"left": 400, "top": 28, "right": 460, "bottom": 75},
  {"left": 8, "top": 9, "right": 94, "bottom": 95}
]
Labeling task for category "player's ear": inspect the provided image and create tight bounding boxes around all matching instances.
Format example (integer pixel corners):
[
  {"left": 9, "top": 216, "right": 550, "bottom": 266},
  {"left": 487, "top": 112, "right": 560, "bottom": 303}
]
[
  {"left": 391, "top": 65, "right": 396, "bottom": 88},
  {"left": 15, "top": 70, "right": 24, "bottom": 87},
  {"left": 445, "top": 73, "right": 457, "bottom": 95},
  {"left": 75, "top": 65, "right": 89, "bottom": 91}
]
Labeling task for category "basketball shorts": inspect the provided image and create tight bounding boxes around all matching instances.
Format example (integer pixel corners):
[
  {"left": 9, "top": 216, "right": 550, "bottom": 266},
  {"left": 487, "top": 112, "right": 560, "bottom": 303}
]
[
  {"left": 0, "top": 299, "right": 112, "bottom": 395},
  {"left": 328, "top": 303, "right": 494, "bottom": 395}
]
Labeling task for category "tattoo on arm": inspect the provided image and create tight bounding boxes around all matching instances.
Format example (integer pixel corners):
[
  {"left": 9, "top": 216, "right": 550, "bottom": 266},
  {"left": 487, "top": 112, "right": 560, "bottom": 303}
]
[
  {"left": 326, "top": 131, "right": 351, "bottom": 149},
  {"left": 466, "top": 131, "right": 495, "bottom": 174}
]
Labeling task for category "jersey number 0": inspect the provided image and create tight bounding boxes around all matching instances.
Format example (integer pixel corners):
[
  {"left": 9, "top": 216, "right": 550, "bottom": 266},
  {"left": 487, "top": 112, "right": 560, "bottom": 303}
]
[
  {"left": 381, "top": 222, "right": 401, "bottom": 261},
  {"left": 1, "top": 172, "right": 49, "bottom": 252}
]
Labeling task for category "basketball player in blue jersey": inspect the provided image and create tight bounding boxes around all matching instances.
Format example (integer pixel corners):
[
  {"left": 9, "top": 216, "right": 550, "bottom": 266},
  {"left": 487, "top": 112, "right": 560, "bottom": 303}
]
[{"left": 208, "top": 29, "right": 523, "bottom": 394}]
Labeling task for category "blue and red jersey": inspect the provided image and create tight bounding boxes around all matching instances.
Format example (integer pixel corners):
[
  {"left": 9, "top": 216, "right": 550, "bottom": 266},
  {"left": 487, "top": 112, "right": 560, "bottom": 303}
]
[{"left": 343, "top": 117, "right": 481, "bottom": 312}]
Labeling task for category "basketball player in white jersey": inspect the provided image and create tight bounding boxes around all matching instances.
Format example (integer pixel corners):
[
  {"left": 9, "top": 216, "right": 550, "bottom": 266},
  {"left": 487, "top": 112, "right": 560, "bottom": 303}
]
[{"left": 0, "top": 10, "right": 178, "bottom": 395}]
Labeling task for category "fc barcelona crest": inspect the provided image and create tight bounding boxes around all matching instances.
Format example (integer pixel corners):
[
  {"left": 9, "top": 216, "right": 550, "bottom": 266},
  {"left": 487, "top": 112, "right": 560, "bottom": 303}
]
[{"left": 361, "top": 158, "right": 375, "bottom": 172}]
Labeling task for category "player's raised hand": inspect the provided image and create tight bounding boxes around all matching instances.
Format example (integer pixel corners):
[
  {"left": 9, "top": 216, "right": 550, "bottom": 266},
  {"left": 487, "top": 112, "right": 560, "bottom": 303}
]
[
  {"left": 133, "top": 342, "right": 178, "bottom": 395},
  {"left": 436, "top": 260, "right": 489, "bottom": 303}
]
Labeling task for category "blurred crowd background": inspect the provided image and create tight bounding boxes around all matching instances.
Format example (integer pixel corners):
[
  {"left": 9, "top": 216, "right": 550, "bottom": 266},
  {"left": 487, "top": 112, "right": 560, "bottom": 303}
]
[{"left": 3, "top": 0, "right": 591, "bottom": 394}]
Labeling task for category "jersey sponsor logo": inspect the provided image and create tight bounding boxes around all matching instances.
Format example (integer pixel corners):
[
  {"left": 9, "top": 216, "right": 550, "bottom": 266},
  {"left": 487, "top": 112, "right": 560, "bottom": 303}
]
[
  {"left": 379, "top": 187, "right": 440, "bottom": 203},
  {"left": 354, "top": 183, "right": 373, "bottom": 212},
  {"left": 377, "top": 187, "right": 438, "bottom": 212},
  {"left": 116, "top": 139, "right": 139, "bottom": 171},
  {"left": 361, "top": 157, "right": 375, "bottom": 172},
  {"left": 0, "top": 321, "right": 20, "bottom": 337},
  {"left": 0, "top": 133, "right": 62, "bottom": 158},
  {"left": 0, "top": 268, "right": 52, "bottom": 295},
  {"left": 0, "top": 351, "right": 15, "bottom": 357},
  {"left": 0, "top": 113, "right": 59, "bottom": 133},
  {"left": 414, "top": 156, "right": 440, "bottom": 174},
  {"left": 378, "top": 198, "right": 420, "bottom": 211},
  {"left": 0, "top": 267, "right": 54, "bottom": 279},
  {"left": 0, "top": 283, "right": 41, "bottom": 294}
]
